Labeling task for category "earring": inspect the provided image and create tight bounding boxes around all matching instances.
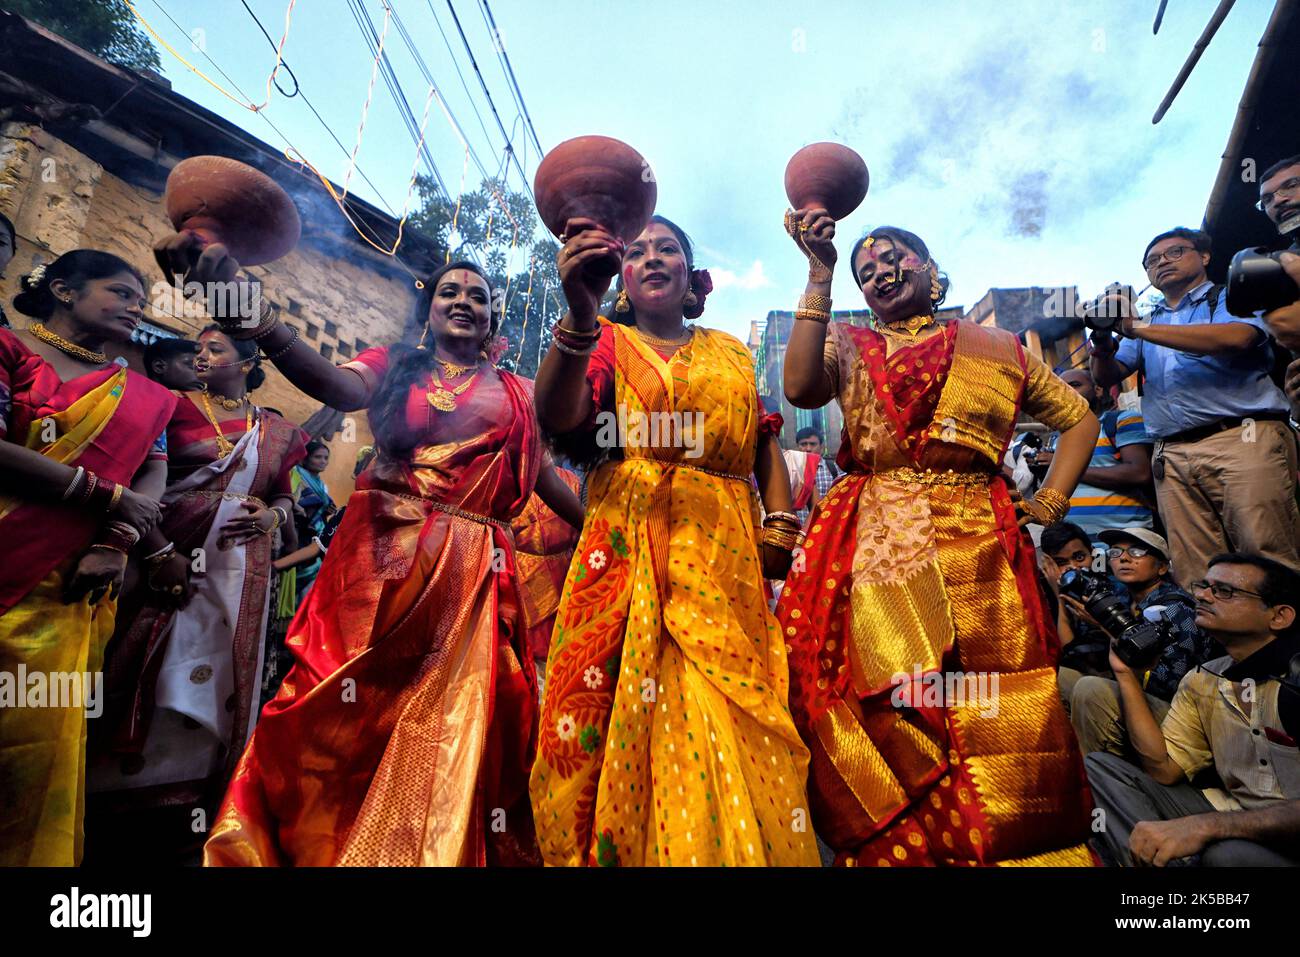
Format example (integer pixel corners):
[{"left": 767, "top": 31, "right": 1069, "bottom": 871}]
[
  {"left": 416, "top": 324, "right": 430, "bottom": 350},
  {"left": 614, "top": 289, "right": 630, "bottom": 313},
  {"left": 683, "top": 289, "right": 698, "bottom": 309},
  {"left": 929, "top": 267, "right": 942, "bottom": 302}
]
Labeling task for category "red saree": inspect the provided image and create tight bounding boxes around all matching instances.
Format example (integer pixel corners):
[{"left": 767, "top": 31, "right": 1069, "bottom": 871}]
[
  {"left": 776, "top": 320, "right": 1096, "bottom": 866},
  {"left": 91, "top": 395, "right": 308, "bottom": 820},
  {"left": 512, "top": 466, "right": 582, "bottom": 663},
  {"left": 204, "top": 349, "right": 543, "bottom": 866},
  {"left": 0, "top": 328, "right": 175, "bottom": 866}
]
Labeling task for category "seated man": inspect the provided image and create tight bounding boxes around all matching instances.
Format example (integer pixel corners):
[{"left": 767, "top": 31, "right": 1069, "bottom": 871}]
[
  {"left": 1086, "top": 553, "right": 1300, "bottom": 866},
  {"left": 1041, "top": 521, "right": 1110, "bottom": 707},
  {"left": 1067, "top": 528, "right": 1218, "bottom": 755}
]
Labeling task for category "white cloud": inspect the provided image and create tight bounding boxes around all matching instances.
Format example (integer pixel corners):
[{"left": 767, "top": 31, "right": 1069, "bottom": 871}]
[{"left": 708, "top": 260, "right": 774, "bottom": 291}]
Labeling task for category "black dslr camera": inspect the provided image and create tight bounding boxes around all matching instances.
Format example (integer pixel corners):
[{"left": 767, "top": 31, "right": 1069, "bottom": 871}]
[
  {"left": 1225, "top": 246, "right": 1300, "bottom": 318},
  {"left": 1081, "top": 283, "right": 1138, "bottom": 332},
  {"left": 1058, "top": 569, "right": 1173, "bottom": 668}
]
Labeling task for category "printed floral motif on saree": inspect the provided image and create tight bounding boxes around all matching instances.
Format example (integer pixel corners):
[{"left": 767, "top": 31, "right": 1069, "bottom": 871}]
[{"left": 530, "top": 322, "right": 819, "bottom": 867}]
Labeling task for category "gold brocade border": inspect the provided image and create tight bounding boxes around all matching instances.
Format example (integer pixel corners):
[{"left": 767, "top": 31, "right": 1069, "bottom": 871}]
[
  {"left": 996, "top": 842, "right": 1095, "bottom": 867},
  {"left": 927, "top": 322, "right": 1023, "bottom": 463},
  {"left": 950, "top": 666, "right": 1086, "bottom": 860},
  {"left": 815, "top": 700, "right": 909, "bottom": 825},
  {"left": 847, "top": 563, "right": 954, "bottom": 694}
]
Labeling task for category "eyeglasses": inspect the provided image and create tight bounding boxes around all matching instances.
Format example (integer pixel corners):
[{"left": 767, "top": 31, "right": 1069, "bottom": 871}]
[
  {"left": 1256, "top": 176, "right": 1300, "bottom": 212},
  {"left": 1107, "top": 546, "right": 1154, "bottom": 560},
  {"left": 1142, "top": 245, "right": 1194, "bottom": 270},
  {"left": 1189, "top": 580, "right": 1266, "bottom": 602}
]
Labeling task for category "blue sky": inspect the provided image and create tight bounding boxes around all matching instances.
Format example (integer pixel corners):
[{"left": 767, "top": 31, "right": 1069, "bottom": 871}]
[{"left": 143, "top": 0, "right": 1277, "bottom": 343}]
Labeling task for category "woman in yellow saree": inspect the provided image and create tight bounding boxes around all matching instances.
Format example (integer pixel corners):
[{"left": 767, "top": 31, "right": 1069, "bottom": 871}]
[
  {"left": 777, "top": 213, "right": 1100, "bottom": 866},
  {"left": 530, "top": 215, "right": 820, "bottom": 866},
  {"left": 0, "top": 251, "right": 176, "bottom": 865}
]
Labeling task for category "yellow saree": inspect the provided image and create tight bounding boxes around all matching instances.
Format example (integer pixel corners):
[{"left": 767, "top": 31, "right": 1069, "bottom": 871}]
[
  {"left": 530, "top": 323, "right": 819, "bottom": 866},
  {"left": 0, "top": 365, "right": 172, "bottom": 865}
]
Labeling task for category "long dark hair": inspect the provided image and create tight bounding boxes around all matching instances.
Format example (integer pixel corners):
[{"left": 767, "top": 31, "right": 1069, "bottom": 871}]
[
  {"left": 848, "top": 226, "right": 950, "bottom": 308},
  {"left": 12, "top": 249, "right": 145, "bottom": 319},
  {"left": 607, "top": 215, "right": 701, "bottom": 326},
  {"left": 369, "top": 260, "right": 496, "bottom": 456},
  {"left": 200, "top": 323, "right": 266, "bottom": 390}
]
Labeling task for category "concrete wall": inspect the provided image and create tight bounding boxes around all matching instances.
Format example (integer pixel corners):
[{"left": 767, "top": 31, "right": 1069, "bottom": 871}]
[{"left": 0, "top": 122, "right": 420, "bottom": 500}]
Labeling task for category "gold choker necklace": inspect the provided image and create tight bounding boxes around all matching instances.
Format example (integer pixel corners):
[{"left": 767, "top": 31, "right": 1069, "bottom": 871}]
[
  {"left": 635, "top": 325, "right": 693, "bottom": 348},
  {"left": 436, "top": 357, "right": 478, "bottom": 378},
  {"left": 879, "top": 314, "right": 937, "bottom": 337},
  {"left": 207, "top": 392, "right": 246, "bottom": 411},
  {"left": 30, "top": 323, "right": 108, "bottom": 364}
]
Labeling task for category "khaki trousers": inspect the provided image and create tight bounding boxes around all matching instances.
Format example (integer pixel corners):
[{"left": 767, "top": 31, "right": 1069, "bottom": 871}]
[{"left": 1153, "top": 420, "right": 1300, "bottom": 588}]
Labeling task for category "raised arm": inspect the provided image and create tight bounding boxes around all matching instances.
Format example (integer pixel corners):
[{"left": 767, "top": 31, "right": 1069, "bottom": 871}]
[
  {"left": 153, "top": 233, "right": 370, "bottom": 411},
  {"left": 534, "top": 218, "right": 618, "bottom": 434},
  {"left": 783, "top": 207, "right": 837, "bottom": 409}
]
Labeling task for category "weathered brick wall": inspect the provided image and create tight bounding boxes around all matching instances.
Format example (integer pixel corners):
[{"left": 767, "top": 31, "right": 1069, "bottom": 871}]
[{"left": 0, "top": 122, "right": 420, "bottom": 500}]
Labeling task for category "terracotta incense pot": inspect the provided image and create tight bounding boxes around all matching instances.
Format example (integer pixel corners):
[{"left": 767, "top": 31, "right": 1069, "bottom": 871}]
[
  {"left": 533, "top": 135, "right": 657, "bottom": 277},
  {"left": 784, "top": 143, "right": 870, "bottom": 220},
  {"left": 163, "top": 156, "right": 302, "bottom": 266}
]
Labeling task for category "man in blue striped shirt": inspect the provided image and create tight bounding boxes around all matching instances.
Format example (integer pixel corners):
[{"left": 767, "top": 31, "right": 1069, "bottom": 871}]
[
  {"left": 1035, "top": 367, "right": 1154, "bottom": 542},
  {"left": 1090, "top": 227, "right": 1299, "bottom": 588}
]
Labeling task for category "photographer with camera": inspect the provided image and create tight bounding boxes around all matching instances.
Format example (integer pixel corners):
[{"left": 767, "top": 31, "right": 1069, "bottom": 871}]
[
  {"left": 1041, "top": 522, "right": 1111, "bottom": 707},
  {"left": 1251, "top": 156, "right": 1300, "bottom": 427},
  {"left": 1089, "top": 227, "right": 1299, "bottom": 589},
  {"left": 1063, "top": 528, "right": 1217, "bottom": 756},
  {"left": 1085, "top": 553, "right": 1300, "bottom": 866}
]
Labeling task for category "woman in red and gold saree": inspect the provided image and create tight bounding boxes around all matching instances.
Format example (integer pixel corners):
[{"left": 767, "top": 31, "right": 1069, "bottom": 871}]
[
  {"left": 530, "top": 216, "right": 821, "bottom": 866},
  {"left": 511, "top": 464, "right": 582, "bottom": 686},
  {"left": 0, "top": 251, "right": 174, "bottom": 865},
  {"left": 89, "top": 324, "right": 306, "bottom": 859},
  {"left": 152, "top": 253, "right": 584, "bottom": 866},
  {"left": 778, "top": 218, "right": 1101, "bottom": 867}
]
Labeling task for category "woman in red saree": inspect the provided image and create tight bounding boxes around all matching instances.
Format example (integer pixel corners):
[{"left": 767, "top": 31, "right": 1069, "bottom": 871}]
[
  {"left": 153, "top": 238, "right": 583, "bottom": 865},
  {"left": 0, "top": 250, "right": 175, "bottom": 865},
  {"left": 88, "top": 325, "right": 307, "bottom": 860},
  {"left": 778, "top": 214, "right": 1101, "bottom": 866},
  {"left": 511, "top": 463, "right": 583, "bottom": 690}
]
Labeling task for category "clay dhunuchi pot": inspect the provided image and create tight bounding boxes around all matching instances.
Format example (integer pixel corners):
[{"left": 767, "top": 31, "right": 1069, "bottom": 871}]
[
  {"left": 533, "top": 136, "right": 657, "bottom": 278},
  {"left": 784, "top": 143, "right": 870, "bottom": 221},
  {"left": 163, "top": 155, "right": 301, "bottom": 266}
]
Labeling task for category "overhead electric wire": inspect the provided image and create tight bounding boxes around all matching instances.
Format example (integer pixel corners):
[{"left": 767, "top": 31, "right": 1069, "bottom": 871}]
[
  {"left": 347, "top": 0, "right": 451, "bottom": 200},
  {"left": 477, "top": 0, "right": 543, "bottom": 157},
  {"left": 152, "top": 0, "right": 401, "bottom": 223},
  {"left": 444, "top": 0, "right": 536, "bottom": 200}
]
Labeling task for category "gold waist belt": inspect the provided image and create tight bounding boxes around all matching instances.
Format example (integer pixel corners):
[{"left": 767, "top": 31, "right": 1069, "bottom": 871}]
[
  {"left": 184, "top": 490, "right": 269, "bottom": 507},
  {"left": 865, "top": 466, "right": 991, "bottom": 487},
  {"left": 624, "top": 458, "right": 751, "bottom": 484},
  {"left": 391, "top": 490, "right": 510, "bottom": 531}
]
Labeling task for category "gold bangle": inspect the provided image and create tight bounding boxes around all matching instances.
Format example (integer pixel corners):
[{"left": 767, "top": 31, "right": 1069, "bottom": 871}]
[
  {"left": 763, "top": 510, "right": 801, "bottom": 526},
  {"left": 794, "top": 308, "right": 831, "bottom": 324},
  {"left": 553, "top": 321, "right": 601, "bottom": 339},
  {"left": 1027, "top": 488, "right": 1070, "bottom": 525},
  {"left": 798, "top": 293, "right": 832, "bottom": 313},
  {"left": 554, "top": 339, "right": 598, "bottom": 357},
  {"left": 108, "top": 483, "right": 125, "bottom": 510}
]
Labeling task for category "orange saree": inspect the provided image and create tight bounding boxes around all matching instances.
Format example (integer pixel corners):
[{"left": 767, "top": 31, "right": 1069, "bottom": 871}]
[
  {"left": 776, "top": 320, "right": 1096, "bottom": 866},
  {"left": 203, "top": 349, "right": 542, "bottom": 866}
]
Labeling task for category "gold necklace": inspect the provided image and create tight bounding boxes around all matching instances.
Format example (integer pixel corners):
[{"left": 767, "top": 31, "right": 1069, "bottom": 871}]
[
  {"left": 198, "top": 390, "right": 254, "bottom": 458},
  {"left": 635, "top": 325, "right": 693, "bottom": 348},
  {"left": 427, "top": 370, "right": 479, "bottom": 412},
  {"left": 436, "top": 357, "right": 478, "bottom": 379},
  {"left": 878, "top": 314, "right": 938, "bottom": 338},
  {"left": 30, "top": 322, "right": 108, "bottom": 364},
  {"left": 207, "top": 391, "right": 246, "bottom": 411}
]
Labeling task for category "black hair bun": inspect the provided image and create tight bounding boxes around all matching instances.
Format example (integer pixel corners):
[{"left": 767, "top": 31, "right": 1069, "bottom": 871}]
[{"left": 11, "top": 268, "right": 56, "bottom": 319}]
